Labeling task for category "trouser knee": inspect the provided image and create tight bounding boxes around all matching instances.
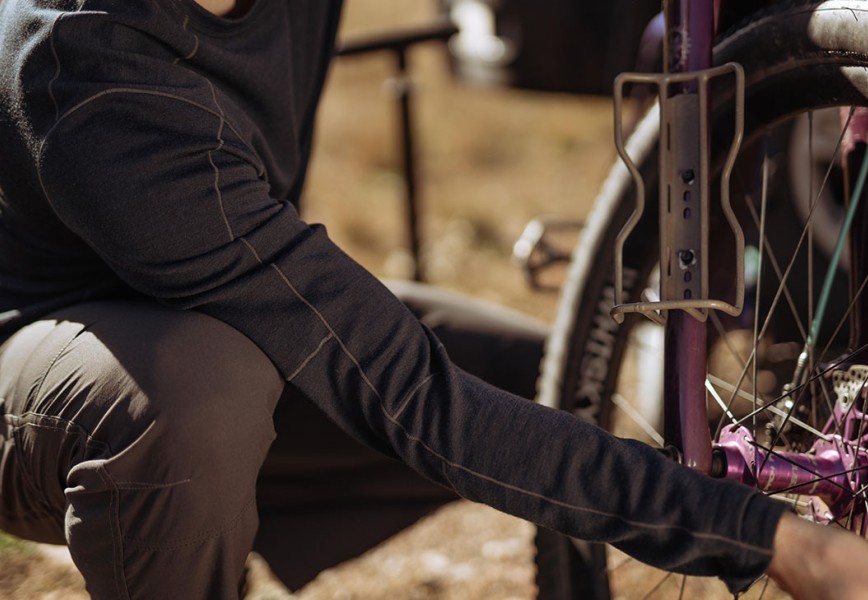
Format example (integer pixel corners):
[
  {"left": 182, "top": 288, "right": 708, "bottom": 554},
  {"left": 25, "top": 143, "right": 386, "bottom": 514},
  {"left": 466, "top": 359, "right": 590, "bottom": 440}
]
[
  {"left": 62, "top": 303, "right": 284, "bottom": 538},
  {"left": 0, "top": 302, "right": 284, "bottom": 598}
]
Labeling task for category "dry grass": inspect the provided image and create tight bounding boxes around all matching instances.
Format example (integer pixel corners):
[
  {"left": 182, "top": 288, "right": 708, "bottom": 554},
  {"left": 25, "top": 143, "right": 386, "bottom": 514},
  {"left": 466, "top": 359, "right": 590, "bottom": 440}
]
[{"left": 0, "top": 545, "right": 87, "bottom": 599}]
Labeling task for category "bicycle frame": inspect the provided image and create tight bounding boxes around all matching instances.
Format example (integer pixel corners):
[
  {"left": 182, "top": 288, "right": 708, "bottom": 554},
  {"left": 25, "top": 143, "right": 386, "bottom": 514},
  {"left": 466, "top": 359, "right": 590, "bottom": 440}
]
[
  {"left": 664, "top": 0, "right": 718, "bottom": 476},
  {"left": 612, "top": 0, "right": 868, "bottom": 522}
]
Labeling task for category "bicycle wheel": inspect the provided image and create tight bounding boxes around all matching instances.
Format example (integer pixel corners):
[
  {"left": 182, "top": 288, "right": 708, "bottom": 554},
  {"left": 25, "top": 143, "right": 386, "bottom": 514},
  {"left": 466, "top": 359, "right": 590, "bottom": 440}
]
[{"left": 534, "top": 1, "right": 868, "bottom": 598}]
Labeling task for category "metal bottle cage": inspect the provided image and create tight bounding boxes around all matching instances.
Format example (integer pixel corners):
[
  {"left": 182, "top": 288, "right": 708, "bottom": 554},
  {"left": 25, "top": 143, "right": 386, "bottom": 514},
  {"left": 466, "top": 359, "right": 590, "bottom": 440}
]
[{"left": 610, "top": 62, "right": 746, "bottom": 325}]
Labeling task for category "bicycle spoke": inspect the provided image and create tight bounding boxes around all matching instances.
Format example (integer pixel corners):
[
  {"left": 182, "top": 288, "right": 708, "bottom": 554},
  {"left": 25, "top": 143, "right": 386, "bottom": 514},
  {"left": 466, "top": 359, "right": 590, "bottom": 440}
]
[
  {"left": 742, "top": 197, "right": 808, "bottom": 343},
  {"left": 752, "top": 145, "right": 772, "bottom": 456},
  {"left": 612, "top": 393, "right": 665, "bottom": 447},
  {"left": 706, "top": 378, "right": 739, "bottom": 427},
  {"left": 708, "top": 374, "right": 829, "bottom": 440},
  {"left": 808, "top": 111, "right": 816, "bottom": 372}
]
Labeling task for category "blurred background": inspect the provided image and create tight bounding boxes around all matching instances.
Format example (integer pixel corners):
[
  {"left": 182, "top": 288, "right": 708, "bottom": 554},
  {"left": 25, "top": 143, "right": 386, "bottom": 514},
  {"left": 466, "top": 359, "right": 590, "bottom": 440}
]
[
  {"left": 305, "top": 0, "right": 621, "bottom": 320},
  {"left": 0, "top": 0, "right": 648, "bottom": 597}
]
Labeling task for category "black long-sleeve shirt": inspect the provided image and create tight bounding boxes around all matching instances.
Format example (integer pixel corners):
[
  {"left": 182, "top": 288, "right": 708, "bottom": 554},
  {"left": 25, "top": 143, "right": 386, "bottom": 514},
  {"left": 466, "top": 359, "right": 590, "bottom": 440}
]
[{"left": 0, "top": 0, "right": 785, "bottom": 591}]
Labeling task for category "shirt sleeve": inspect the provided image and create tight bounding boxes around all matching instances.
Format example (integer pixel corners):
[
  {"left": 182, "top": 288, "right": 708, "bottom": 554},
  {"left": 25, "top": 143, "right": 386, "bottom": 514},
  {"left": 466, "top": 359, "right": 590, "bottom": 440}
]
[{"left": 37, "top": 88, "right": 436, "bottom": 457}]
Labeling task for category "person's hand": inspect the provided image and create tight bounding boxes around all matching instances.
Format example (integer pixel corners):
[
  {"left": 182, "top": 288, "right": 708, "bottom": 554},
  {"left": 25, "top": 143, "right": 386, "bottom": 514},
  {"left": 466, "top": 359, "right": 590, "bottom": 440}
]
[{"left": 767, "top": 511, "right": 868, "bottom": 599}]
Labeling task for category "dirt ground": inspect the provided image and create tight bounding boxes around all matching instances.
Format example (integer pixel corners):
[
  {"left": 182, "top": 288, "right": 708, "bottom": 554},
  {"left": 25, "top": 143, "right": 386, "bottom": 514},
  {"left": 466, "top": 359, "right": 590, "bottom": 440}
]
[{"left": 0, "top": 1, "right": 766, "bottom": 599}]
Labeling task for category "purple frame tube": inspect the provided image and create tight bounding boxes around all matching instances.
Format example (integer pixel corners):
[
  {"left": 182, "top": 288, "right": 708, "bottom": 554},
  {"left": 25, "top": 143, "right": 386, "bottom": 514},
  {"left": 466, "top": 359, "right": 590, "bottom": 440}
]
[{"left": 662, "top": 0, "right": 716, "bottom": 473}]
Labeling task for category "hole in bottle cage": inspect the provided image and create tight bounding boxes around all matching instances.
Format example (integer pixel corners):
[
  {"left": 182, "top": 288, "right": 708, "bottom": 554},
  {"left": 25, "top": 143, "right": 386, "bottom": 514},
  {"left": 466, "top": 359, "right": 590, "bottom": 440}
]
[{"left": 679, "top": 249, "right": 695, "bottom": 267}]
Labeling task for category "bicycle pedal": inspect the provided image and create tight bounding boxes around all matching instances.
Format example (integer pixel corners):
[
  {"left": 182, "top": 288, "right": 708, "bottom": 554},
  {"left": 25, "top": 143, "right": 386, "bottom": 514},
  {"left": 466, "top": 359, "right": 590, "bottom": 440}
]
[{"left": 512, "top": 216, "right": 582, "bottom": 291}]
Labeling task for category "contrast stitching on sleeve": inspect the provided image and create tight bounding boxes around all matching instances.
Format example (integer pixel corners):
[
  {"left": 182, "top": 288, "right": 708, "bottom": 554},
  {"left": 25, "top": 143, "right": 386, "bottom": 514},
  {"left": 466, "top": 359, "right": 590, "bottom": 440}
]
[
  {"left": 236, "top": 235, "right": 384, "bottom": 399},
  {"left": 205, "top": 80, "right": 233, "bottom": 242},
  {"left": 285, "top": 333, "right": 334, "bottom": 382},
  {"left": 265, "top": 263, "right": 383, "bottom": 399},
  {"left": 238, "top": 237, "right": 262, "bottom": 262},
  {"left": 379, "top": 392, "right": 775, "bottom": 556},
  {"left": 390, "top": 372, "right": 438, "bottom": 421},
  {"left": 43, "top": 88, "right": 247, "bottom": 148},
  {"left": 173, "top": 16, "right": 200, "bottom": 64},
  {"left": 49, "top": 14, "right": 267, "bottom": 179},
  {"left": 46, "top": 13, "right": 65, "bottom": 122},
  {"left": 37, "top": 88, "right": 252, "bottom": 213}
]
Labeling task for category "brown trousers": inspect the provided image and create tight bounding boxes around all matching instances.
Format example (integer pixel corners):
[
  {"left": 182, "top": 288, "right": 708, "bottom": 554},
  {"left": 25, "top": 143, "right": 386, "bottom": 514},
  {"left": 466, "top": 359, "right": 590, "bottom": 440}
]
[{"left": 0, "top": 281, "right": 547, "bottom": 598}]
